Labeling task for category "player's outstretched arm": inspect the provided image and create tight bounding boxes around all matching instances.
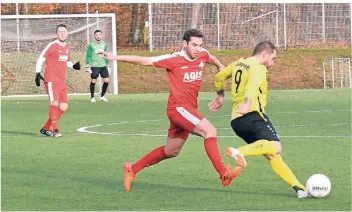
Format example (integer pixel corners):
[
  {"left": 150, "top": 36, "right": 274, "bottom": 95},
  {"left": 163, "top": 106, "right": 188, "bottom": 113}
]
[
  {"left": 209, "top": 55, "right": 225, "bottom": 71},
  {"left": 103, "top": 52, "right": 154, "bottom": 66}
]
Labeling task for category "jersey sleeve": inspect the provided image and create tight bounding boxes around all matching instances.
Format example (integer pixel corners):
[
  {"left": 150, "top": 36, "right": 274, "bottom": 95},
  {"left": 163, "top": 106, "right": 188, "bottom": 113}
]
[
  {"left": 151, "top": 54, "right": 177, "bottom": 70},
  {"left": 245, "top": 65, "right": 266, "bottom": 99},
  {"left": 35, "top": 41, "right": 53, "bottom": 73},
  {"left": 86, "top": 43, "right": 93, "bottom": 65},
  {"left": 214, "top": 61, "right": 236, "bottom": 92}
]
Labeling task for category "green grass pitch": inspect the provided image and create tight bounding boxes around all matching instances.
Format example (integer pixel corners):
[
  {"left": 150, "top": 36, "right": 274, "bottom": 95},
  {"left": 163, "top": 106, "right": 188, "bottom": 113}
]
[{"left": 1, "top": 89, "right": 351, "bottom": 210}]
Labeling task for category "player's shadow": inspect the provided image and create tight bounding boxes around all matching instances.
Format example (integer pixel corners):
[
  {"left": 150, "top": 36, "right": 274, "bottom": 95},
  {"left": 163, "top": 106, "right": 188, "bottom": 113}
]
[
  {"left": 127, "top": 181, "right": 293, "bottom": 198},
  {"left": 1, "top": 130, "right": 38, "bottom": 137},
  {"left": 2, "top": 166, "right": 292, "bottom": 198}
]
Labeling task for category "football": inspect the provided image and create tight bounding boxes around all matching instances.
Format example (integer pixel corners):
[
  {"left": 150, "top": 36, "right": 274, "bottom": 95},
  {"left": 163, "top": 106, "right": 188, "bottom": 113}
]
[{"left": 306, "top": 174, "right": 331, "bottom": 198}]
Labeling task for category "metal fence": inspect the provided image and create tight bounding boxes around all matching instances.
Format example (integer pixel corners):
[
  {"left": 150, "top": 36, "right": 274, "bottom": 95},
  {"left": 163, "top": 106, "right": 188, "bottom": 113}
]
[
  {"left": 150, "top": 3, "right": 351, "bottom": 50},
  {"left": 1, "top": 3, "right": 351, "bottom": 51}
]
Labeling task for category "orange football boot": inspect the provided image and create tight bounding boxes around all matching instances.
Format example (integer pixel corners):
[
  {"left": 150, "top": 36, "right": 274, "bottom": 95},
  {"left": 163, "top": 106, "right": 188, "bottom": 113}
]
[
  {"left": 225, "top": 147, "right": 247, "bottom": 168},
  {"left": 221, "top": 164, "right": 243, "bottom": 187},
  {"left": 123, "top": 162, "right": 136, "bottom": 192}
]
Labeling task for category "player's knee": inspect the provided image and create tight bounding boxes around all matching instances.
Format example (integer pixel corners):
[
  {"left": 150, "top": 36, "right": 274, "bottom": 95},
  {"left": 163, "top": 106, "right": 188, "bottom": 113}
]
[
  {"left": 59, "top": 103, "right": 69, "bottom": 111},
  {"left": 164, "top": 147, "right": 181, "bottom": 157},
  {"left": 194, "top": 119, "right": 217, "bottom": 138},
  {"left": 91, "top": 79, "right": 97, "bottom": 83},
  {"left": 202, "top": 121, "right": 217, "bottom": 138},
  {"left": 103, "top": 78, "right": 109, "bottom": 83},
  {"left": 265, "top": 153, "right": 281, "bottom": 160},
  {"left": 273, "top": 141, "right": 282, "bottom": 153},
  {"left": 205, "top": 126, "right": 217, "bottom": 138}
]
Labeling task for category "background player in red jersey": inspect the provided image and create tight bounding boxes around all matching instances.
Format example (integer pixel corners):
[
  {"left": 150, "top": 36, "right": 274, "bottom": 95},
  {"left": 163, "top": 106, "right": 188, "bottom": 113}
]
[
  {"left": 103, "top": 29, "right": 243, "bottom": 192},
  {"left": 35, "top": 24, "right": 81, "bottom": 137}
]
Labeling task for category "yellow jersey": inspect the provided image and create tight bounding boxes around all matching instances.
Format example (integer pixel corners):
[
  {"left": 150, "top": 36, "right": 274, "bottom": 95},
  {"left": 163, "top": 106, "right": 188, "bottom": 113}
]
[{"left": 214, "top": 57, "right": 268, "bottom": 120}]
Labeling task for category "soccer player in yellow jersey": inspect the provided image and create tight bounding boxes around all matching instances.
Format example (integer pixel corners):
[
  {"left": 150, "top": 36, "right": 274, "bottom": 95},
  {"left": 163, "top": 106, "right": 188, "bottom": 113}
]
[{"left": 209, "top": 41, "right": 309, "bottom": 198}]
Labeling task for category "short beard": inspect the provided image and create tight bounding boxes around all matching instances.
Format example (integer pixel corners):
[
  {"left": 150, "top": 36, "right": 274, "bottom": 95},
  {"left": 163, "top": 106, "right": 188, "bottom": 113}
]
[{"left": 58, "top": 38, "right": 66, "bottom": 42}]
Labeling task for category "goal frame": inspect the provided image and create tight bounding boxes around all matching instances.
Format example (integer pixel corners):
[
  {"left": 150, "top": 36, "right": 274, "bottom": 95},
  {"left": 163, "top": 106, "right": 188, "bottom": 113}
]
[
  {"left": 322, "top": 58, "right": 352, "bottom": 89},
  {"left": 1, "top": 13, "right": 118, "bottom": 97}
]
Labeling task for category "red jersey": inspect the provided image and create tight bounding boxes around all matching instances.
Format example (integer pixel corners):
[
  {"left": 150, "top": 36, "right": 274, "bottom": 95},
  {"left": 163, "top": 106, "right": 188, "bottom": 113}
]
[
  {"left": 38, "top": 40, "right": 71, "bottom": 83},
  {"left": 152, "top": 49, "right": 210, "bottom": 109}
]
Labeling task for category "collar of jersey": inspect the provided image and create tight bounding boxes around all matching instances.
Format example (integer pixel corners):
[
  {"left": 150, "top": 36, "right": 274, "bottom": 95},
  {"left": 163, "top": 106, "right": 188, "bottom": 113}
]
[
  {"left": 180, "top": 48, "right": 199, "bottom": 62},
  {"left": 55, "top": 40, "right": 66, "bottom": 47}
]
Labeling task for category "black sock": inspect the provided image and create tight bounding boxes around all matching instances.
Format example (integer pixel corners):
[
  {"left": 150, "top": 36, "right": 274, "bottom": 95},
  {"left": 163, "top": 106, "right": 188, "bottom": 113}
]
[
  {"left": 293, "top": 185, "right": 304, "bottom": 192},
  {"left": 90, "top": 82, "right": 95, "bottom": 98},
  {"left": 101, "top": 82, "right": 109, "bottom": 97}
]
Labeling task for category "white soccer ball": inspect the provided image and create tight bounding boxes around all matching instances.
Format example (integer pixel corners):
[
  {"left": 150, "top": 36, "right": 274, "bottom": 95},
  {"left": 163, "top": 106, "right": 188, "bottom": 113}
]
[{"left": 306, "top": 174, "right": 331, "bottom": 198}]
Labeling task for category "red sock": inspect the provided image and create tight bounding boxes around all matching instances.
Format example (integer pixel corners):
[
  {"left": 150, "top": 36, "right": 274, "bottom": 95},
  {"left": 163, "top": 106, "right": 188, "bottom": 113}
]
[
  {"left": 204, "top": 137, "right": 227, "bottom": 177},
  {"left": 44, "top": 106, "right": 55, "bottom": 130},
  {"left": 49, "top": 106, "right": 64, "bottom": 130},
  {"left": 43, "top": 118, "right": 52, "bottom": 130},
  {"left": 132, "top": 146, "right": 168, "bottom": 174}
]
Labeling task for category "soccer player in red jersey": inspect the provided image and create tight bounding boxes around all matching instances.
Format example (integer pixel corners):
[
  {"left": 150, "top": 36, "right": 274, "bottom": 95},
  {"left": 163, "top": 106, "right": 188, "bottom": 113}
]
[
  {"left": 35, "top": 24, "right": 81, "bottom": 137},
  {"left": 103, "top": 29, "right": 243, "bottom": 192}
]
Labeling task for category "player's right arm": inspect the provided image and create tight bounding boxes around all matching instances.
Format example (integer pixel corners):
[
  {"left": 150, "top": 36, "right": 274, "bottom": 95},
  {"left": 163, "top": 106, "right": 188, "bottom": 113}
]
[
  {"left": 209, "top": 61, "right": 236, "bottom": 112},
  {"left": 214, "top": 61, "right": 236, "bottom": 96},
  {"left": 35, "top": 42, "right": 53, "bottom": 86},
  {"left": 35, "top": 42, "right": 52, "bottom": 74},
  {"left": 103, "top": 52, "right": 175, "bottom": 69},
  {"left": 103, "top": 52, "right": 154, "bottom": 66}
]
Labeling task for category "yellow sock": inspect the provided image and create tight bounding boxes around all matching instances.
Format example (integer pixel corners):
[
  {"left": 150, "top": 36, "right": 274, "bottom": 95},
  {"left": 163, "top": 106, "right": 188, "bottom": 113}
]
[
  {"left": 237, "top": 140, "right": 278, "bottom": 156},
  {"left": 269, "top": 155, "right": 304, "bottom": 189}
]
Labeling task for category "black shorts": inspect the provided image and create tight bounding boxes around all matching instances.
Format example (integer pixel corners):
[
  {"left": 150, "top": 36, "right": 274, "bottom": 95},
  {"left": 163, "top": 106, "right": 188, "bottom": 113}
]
[
  {"left": 231, "top": 111, "right": 280, "bottom": 144},
  {"left": 91, "top": 67, "right": 109, "bottom": 79}
]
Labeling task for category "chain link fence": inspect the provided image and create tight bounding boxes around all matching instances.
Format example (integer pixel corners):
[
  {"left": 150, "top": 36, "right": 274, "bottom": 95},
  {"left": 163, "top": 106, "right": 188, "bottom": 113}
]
[{"left": 1, "top": 3, "right": 351, "bottom": 50}]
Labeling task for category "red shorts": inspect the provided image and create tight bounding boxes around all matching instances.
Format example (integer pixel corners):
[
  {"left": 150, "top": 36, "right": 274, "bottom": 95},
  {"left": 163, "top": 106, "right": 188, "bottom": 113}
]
[
  {"left": 44, "top": 82, "right": 69, "bottom": 103},
  {"left": 167, "top": 106, "right": 204, "bottom": 140}
]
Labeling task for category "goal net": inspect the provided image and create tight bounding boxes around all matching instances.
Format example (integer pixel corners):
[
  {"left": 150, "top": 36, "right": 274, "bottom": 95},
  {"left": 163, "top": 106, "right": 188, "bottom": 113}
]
[
  {"left": 1, "top": 13, "right": 117, "bottom": 97},
  {"left": 323, "top": 58, "right": 351, "bottom": 89}
]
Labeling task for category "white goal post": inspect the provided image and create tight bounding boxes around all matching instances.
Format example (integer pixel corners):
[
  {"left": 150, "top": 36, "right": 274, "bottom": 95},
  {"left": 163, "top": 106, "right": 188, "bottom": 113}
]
[
  {"left": 1, "top": 13, "right": 118, "bottom": 97},
  {"left": 323, "top": 58, "right": 352, "bottom": 89}
]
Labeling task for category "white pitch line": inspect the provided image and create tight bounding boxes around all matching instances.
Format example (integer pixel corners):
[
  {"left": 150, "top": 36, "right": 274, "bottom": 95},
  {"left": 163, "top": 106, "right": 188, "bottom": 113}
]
[
  {"left": 75, "top": 108, "right": 352, "bottom": 138},
  {"left": 137, "top": 123, "right": 351, "bottom": 133},
  {"left": 76, "top": 131, "right": 352, "bottom": 139},
  {"left": 207, "top": 109, "right": 351, "bottom": 118},
  {"left": 77, "top": 123, "right": 351, "bottom": 139}
]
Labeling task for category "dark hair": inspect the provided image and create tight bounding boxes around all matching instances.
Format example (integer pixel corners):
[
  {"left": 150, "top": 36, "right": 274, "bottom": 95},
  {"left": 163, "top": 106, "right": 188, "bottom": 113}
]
[
  {"left": 183, "top": 29, "right": 203, "bottom": 42},
  {"left": 94, "top": 30, "right": 102, "bottom": 34},
  {"left": 56, "top": 24, "right": 67, "bottom": 32},
  {"left": 252, "top": 41, "right": 276, "bottom": 56}
]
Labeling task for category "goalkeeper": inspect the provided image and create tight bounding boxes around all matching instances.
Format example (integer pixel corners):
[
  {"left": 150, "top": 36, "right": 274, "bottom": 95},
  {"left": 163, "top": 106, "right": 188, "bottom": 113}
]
[{"left": 86, "top": 30, "right": 111, "bottom": 102}]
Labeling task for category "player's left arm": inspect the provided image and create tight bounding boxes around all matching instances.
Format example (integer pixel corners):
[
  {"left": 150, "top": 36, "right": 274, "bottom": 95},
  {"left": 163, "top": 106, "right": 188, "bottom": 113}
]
[
  {"left": 66, "top": 47, "right": 81, "bottom": 70},
  {"left": 208, "top": 54, "right": 225, "bottom": 71}
]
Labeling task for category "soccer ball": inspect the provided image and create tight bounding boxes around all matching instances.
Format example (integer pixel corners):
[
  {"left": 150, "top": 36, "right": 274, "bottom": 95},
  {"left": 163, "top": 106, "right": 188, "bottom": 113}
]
[{"left": 306, "top": 174, "right": 331, "bottom": 198}]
